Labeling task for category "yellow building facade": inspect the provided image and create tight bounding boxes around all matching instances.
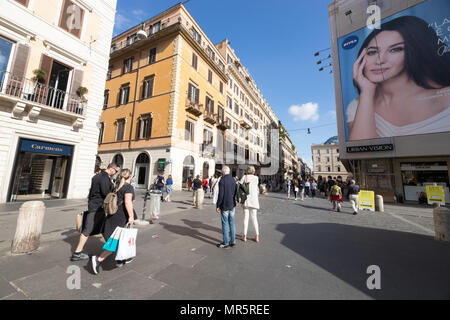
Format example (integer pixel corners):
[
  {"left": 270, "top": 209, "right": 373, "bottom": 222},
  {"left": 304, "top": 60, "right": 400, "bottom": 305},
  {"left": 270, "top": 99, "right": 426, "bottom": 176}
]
[{"left": 98, "top": 3, "right": 228, "bottom": 190}]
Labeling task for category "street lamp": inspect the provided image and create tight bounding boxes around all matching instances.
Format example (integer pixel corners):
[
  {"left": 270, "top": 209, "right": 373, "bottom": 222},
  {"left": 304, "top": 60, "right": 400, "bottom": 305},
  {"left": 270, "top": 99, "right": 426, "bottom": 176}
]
[
  {"left": 317, "top": 54, "right": 332, "bottom": 65},
  {"left": 314, "top": 48, "right": 331, "bottom": 56},
  {"left": 319, "top": 63, "right": 332, "bottom": 72}
]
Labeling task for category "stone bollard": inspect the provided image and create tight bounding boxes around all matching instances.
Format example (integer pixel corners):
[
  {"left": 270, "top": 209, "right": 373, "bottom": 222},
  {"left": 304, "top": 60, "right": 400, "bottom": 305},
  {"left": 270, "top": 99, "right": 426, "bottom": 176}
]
[
  {"left": 375, "top": 195, "right": 384, "bottom": 212},
  {"left": 195, "top": 188, "right": 204, "bottom": 209},
  {"left": 433, "top": 206, "right": 450, "bottom": 242},
  {"left": 11, "top": 201, "right": 46, "bottom": 254}
]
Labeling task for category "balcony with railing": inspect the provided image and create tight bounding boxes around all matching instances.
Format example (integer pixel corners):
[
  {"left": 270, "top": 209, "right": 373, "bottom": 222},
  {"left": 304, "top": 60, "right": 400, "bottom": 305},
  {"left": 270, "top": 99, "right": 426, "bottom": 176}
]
[
  {"left": 203, "top": 109, "right": 216, "bottom": 125},
  {"left": 0, "top": 71, "right": 86, "bottom": 123},
  {"left": 239, "top": 116, "right": 252, "bottom": 129},
  {"left": 200, "top": 143, "right": 215, "bottom": 158},
  {"left": 185, "top": 98, "right": 203, "bottom": 117},
  {"left": 216, "top": 114, "right": 227, "bottom": 131}
]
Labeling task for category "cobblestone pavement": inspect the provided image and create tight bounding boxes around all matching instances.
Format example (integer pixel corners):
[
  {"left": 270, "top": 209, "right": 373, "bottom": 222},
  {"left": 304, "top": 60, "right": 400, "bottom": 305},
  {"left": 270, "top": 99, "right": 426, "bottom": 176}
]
[{"left": 0, "top": 191, "right": 449, "bottom": 300}]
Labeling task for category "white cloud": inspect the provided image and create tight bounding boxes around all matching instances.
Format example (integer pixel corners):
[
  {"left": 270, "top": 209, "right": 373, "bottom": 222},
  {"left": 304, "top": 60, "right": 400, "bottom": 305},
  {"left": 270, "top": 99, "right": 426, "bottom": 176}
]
[
  {"left": 288, "top": 102, "right": 319, "bottom": 122},
  {"left": 114, "top": 13, "right": 131, "bottom": 31},
  {"left": 132, "top": 9, "right": 145, "bottom": 16}
]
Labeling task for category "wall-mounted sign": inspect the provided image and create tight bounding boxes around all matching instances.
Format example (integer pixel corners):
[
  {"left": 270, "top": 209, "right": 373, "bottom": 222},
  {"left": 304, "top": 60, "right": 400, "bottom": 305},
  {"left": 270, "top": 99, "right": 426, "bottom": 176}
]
[
  {"left": 21, "top": 139, "right": 73, "bottom": 156},
  {"left": 347, "top": 144, "right": 393, "bottom": 153}
]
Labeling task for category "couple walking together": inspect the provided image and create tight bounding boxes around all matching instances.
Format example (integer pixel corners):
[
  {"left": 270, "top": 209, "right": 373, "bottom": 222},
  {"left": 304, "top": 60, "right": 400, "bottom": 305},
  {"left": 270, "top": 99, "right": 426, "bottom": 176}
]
[{"left": 215, "top": 165, "right": 260, "bottom": 249}]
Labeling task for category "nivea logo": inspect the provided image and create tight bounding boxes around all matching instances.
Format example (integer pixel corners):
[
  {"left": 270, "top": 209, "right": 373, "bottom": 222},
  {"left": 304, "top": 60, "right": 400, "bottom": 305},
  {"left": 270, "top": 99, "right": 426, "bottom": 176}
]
[{"left": 342, "top": 35, "right": 359, "bottom": 50}]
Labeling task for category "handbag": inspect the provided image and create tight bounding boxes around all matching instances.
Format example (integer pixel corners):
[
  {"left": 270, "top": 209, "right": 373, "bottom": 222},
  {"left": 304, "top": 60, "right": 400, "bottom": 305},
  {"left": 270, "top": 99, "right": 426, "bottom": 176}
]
[
  {"left": 115, "top": 224, "right": 138, "bottom": 261},
  {"left": 102, "top": 226, "right": 122, "bottom": 252}
]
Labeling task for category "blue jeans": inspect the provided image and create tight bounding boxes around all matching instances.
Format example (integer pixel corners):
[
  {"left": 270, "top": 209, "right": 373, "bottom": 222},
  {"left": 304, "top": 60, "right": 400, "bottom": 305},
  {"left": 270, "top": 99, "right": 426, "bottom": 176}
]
[{"left": 220, "top": 208, "right": 236, "bottom": 246}]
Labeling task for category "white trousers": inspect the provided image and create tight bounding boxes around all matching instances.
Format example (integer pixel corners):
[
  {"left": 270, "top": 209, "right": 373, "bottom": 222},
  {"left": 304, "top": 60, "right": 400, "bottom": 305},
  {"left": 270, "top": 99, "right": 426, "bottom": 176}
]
[
  {"left": 243, "top": 208, "right": 259, "bottom": 236},
  {"left": 349, "top": 194, "right": 359, "bottom": 212}
]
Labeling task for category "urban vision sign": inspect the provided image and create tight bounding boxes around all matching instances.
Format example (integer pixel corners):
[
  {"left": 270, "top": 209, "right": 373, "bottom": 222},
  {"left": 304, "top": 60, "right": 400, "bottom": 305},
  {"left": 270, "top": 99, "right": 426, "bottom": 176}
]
[{"left": 346, "top": 144, "right": 394, "bottom": 153}]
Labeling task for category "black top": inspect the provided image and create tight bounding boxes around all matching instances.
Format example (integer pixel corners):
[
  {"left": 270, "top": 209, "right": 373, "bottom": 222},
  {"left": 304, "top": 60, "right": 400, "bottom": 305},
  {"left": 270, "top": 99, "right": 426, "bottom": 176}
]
[
  {"left": 193, "top": 179, "right": 202, "bottom": 190},
  {"left": 102, "top": 183, "right": 136, "bottom": 240},
  {"left": 348, "top": 184, "right": 360, "bottom": 195},
  {"left": 88, "top": 171, "right": 114, "bottom": 211}
]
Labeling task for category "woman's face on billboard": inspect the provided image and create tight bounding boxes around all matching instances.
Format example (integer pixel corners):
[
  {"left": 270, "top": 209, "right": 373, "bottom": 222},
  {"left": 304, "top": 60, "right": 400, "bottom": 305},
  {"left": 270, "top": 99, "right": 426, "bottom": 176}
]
[{"left": 363, "top": 31, "right": 406, "bottom": 83}]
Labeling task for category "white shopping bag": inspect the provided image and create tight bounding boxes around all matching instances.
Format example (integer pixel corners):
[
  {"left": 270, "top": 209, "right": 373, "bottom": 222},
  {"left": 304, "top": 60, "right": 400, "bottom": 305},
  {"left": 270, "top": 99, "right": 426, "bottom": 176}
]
[{"left": 115, "top": 224, "right": 138, "bottom": 261}]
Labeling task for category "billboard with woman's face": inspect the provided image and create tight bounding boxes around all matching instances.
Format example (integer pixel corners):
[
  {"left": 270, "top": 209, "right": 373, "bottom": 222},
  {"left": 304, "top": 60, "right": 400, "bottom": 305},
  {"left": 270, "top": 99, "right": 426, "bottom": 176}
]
[{"left": 338, "top": 0, "right": 450, "bottom": 141}]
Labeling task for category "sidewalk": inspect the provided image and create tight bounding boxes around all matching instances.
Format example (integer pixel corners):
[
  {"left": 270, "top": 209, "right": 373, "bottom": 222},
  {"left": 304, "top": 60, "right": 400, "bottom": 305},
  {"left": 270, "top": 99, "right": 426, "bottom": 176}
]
[{"left": 0, "top": 190, "right": 205, "bottom": 254}]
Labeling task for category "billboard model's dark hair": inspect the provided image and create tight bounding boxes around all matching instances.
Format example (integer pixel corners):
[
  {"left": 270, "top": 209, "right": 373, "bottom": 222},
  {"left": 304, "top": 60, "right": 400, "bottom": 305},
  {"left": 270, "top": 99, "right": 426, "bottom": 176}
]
[{"left": 355, "top": 15, "right": 450, "bottom": 92}]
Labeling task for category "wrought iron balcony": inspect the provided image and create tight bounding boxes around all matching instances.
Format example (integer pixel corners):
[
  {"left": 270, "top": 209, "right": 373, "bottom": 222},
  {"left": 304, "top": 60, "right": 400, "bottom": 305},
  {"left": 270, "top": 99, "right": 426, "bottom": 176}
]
[
  {"left": 203, "top": 109, "right": 216, "bottom": 125},
  {"left": 185, "top": 98, "right": 203, "bottom": 117},
  {"left": 216, "top": 115, "right": 227, "bottom": 131},
  {"left": 0, "top": 71, "right": 86, "bottom": 116}
]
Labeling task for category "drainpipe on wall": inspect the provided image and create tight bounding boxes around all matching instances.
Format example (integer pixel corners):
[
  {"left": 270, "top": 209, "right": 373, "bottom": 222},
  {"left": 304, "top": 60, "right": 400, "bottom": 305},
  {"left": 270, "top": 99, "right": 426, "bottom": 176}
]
[{"left": 128, "top": 48, "right": 142, "bottom": 171}]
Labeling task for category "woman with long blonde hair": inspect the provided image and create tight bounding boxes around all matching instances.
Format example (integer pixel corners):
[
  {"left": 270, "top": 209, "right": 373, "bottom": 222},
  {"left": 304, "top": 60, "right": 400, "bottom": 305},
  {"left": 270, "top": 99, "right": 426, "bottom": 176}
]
[{"left": 91, "top": 169, "right": 136, "bottom": 274}]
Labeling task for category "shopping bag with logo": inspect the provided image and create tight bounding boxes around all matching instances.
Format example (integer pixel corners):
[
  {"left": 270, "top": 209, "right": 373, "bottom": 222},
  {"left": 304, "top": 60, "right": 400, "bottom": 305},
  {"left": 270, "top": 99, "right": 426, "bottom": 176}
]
[
  {"left": 102, "top": 226, "right": 122, "bottom": 252},
  {"left": 115, "top": 224, "right": 138, "bottom": 261}
]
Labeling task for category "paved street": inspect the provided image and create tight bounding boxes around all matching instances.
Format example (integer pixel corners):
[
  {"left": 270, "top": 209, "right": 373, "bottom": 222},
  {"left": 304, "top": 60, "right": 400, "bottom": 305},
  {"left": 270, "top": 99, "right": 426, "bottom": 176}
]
[{"left": 0, "top": 191, "right": 449, "bottom": 300}]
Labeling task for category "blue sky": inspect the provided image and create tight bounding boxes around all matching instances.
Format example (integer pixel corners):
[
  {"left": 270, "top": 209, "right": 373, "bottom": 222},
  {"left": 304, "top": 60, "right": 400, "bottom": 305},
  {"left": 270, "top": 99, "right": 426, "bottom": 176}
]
[{"left": 113, "top": 0, "right": 338, "bottom": 167}]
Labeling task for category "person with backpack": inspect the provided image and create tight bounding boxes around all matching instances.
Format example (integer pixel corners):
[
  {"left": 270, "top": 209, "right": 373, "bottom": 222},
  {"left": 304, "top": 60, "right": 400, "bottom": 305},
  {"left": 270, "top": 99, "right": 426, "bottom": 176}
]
[
  {"left": 239, "top": 166, "right": 260, "bottom": 243},
  {"left": 202, "top": 177, "right": 209, "bottom": 194},
  {"left": 329, "top": 179, "right": 343, "bottom": 212},
  {"left": 326, "top": 176, "right": 335, "bottom": 197},
  {"left": 91, "top": 169, "right": 136, "bottom": 274},
  {"left": 71, "top": 163, "right": 119, "bottom": 262},
  {"left": 155, "top": 175, "right": 165, "bottom": 201},
  {"left": 347, "top": 179, "right": 360, "bottom": 215},
  {"left": 216, "top": 166, "right": 237, "bottom": 249}
]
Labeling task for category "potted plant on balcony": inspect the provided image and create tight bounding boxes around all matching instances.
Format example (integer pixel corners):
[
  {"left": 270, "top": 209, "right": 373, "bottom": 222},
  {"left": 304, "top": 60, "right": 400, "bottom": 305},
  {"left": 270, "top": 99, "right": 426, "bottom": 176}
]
[
  {"left": 76, "top": 86, "right": 88, "bottom": 101},
  {"left": 30, "top": 69, "right": 47, "bottom": 103},
  {"left": 32, "top": 69, "right": 46, "bottom": 83}
]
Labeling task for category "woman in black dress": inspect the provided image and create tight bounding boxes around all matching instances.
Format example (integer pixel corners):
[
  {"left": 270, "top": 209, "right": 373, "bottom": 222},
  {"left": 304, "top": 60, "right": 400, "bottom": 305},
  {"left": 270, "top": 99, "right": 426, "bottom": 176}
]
[{"left": 91, "top": 169, "right": 136, "bottom": 274}]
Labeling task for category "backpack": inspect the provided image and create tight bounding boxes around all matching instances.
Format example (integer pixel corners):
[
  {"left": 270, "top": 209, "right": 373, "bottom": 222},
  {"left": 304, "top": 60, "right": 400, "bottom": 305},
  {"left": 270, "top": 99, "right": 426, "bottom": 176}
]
[
  {"left": 103, "top": 186, "right": 124, "bottom": 215},
  {"left": 331, "top": 185, "right": 340, "bottom": 196}
]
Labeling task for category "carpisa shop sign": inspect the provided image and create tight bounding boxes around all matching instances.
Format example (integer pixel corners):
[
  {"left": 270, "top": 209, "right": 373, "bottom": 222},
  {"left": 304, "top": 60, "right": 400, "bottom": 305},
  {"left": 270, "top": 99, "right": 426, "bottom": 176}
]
[{"left": 347, "top": 144, "right": 394, "bottom": 153}]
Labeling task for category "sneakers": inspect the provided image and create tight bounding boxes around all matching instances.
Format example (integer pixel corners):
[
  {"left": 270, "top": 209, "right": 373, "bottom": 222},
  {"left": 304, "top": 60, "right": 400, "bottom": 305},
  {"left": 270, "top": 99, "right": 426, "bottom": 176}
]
[
  {"left": 125, "top": 258, "right": 134, "bottom": 264},
  {"left": 353, "top": 211, "right": 358, "bottom": 215},
  {"left": 91, "top": 256, "right": 101, "bottom": 275},
  {"left": 70, "top": 251, "right": 89, "bottom": 261},
  {"left": 116, "top": 260, "right": 125, "bottom": 268},
  {"left": 229, "top": 243, "right": 236, "bottom": 248},
  {"left": 216, "top": 243, "right": 229, "bottom": 249}
]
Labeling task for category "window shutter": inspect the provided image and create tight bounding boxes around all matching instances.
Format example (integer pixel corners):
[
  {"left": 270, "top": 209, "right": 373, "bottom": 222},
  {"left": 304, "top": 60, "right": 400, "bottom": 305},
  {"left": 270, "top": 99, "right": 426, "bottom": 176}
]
[
  {"left": 195, "top": 87, "right": 199, "bottom": 104},
  {"left": 147, "top": 117, "right": 152, "bottom": 138},
  {"left": 136, "top": 118, "right": 141, "bottom": 139},
  {"left": 10, "top": 43, "right": 30, "bottom": 79},
  {"left": 118, "top": 88, "right": 122, "bottom": 105},
  {"left": 39, "top": 54, "right": 53, "bottom": 86},
  {"left": 70, "top": 69, "right": 83, "bottom": 97},
  {"left": 59, "top": 0, "right": 71, "bottom": 31}
]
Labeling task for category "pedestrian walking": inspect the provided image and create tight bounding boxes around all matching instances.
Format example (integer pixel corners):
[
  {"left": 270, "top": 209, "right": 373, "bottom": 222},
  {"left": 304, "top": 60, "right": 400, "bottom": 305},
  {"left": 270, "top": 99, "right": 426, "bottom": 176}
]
[
  {"left": 91, "top": 169, "right": 136, "bottom": 274},
  {"left": 348, "top": 179, "right": 360, "bottom": 215},
  {"left": 286, "top": 177, "right": 292, "bottom": 199},
  {"left": 202, "top": 176, "right": 209, "bottom": 194},
  {"left": 329, "top": 180, "right": 343, "bottom": 212},
  {"left": 71, "top": 163, "right": 119, "bottom": 261},
  {"left": 192, "top": 175, "right": 202, "bottom": 206},
  {"left": 240, "top": 166, "right": 260, "bottom": 243},
  {"left": 155, "top": 175, "right": 165, "bottom": 201},
  {"left": 326, "top": 176, "right": 335, "bottom": 197},
  {"left": 212, "top": 173, "right": 222, "bottom": 205},
  {"left": 164, "top": 175, "right": 173, "bottom": 202},
  {"left": 304, "top": 179, "right": 311, "bottom": 198},
  {"left": 311, "top": 179, "right": 317, "bottom": 199},
  {"left": 216, "top": 166, "right": 237, "bottom": 249},
  {"left": 293, "top": 178, "right": 299, "bottom": 200},
  {"left": 298, "top": 177, "right": 305, "bottom": 201},
  {"left": 187, "top": 175, "right": 193, "bottom": 191}
]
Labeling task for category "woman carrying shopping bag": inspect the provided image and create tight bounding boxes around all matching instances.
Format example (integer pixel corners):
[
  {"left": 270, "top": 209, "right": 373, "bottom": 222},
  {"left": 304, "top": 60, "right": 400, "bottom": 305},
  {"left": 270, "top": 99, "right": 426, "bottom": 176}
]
[
  {"left": 240, "top": 166, "right": 260, "bottom": 243},
  {"left": 91, "top": 169, "right": 137, "bottom": 274}
]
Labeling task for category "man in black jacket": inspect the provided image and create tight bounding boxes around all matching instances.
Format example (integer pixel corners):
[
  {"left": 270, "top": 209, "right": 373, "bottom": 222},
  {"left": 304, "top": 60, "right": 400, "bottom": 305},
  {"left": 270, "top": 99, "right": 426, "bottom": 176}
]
[
  {"left": 216, "top": 166, "right": 237, "bottom": 249},
  {"left": 71, "top": 163, "right": 119, "bottom": 261}
]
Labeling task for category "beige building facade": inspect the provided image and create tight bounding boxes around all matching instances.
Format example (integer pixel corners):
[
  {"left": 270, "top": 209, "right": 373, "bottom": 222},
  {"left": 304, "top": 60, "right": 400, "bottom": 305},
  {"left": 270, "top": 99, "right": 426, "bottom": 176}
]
[{"left": 311, "top": 136, "right": 350, "bottom": 181}]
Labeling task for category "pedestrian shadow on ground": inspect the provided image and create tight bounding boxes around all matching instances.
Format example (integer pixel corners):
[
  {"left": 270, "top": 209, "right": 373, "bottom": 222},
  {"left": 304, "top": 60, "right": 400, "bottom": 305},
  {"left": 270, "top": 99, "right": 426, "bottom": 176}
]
[
  {"left": 159, "top": 222, "right": 220, "bottom": 246},
  {"left": 296, "top": 203, "right": 354, "bottom": 215},
  {"left": 181, "top": 219, "right": 222, "bottom": 233},
  {"left": 61, "top": 229, "right": 106, "bottom": 260},
  {"left": 276, "top": 223, "right": 450, "bottom": 299}
]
